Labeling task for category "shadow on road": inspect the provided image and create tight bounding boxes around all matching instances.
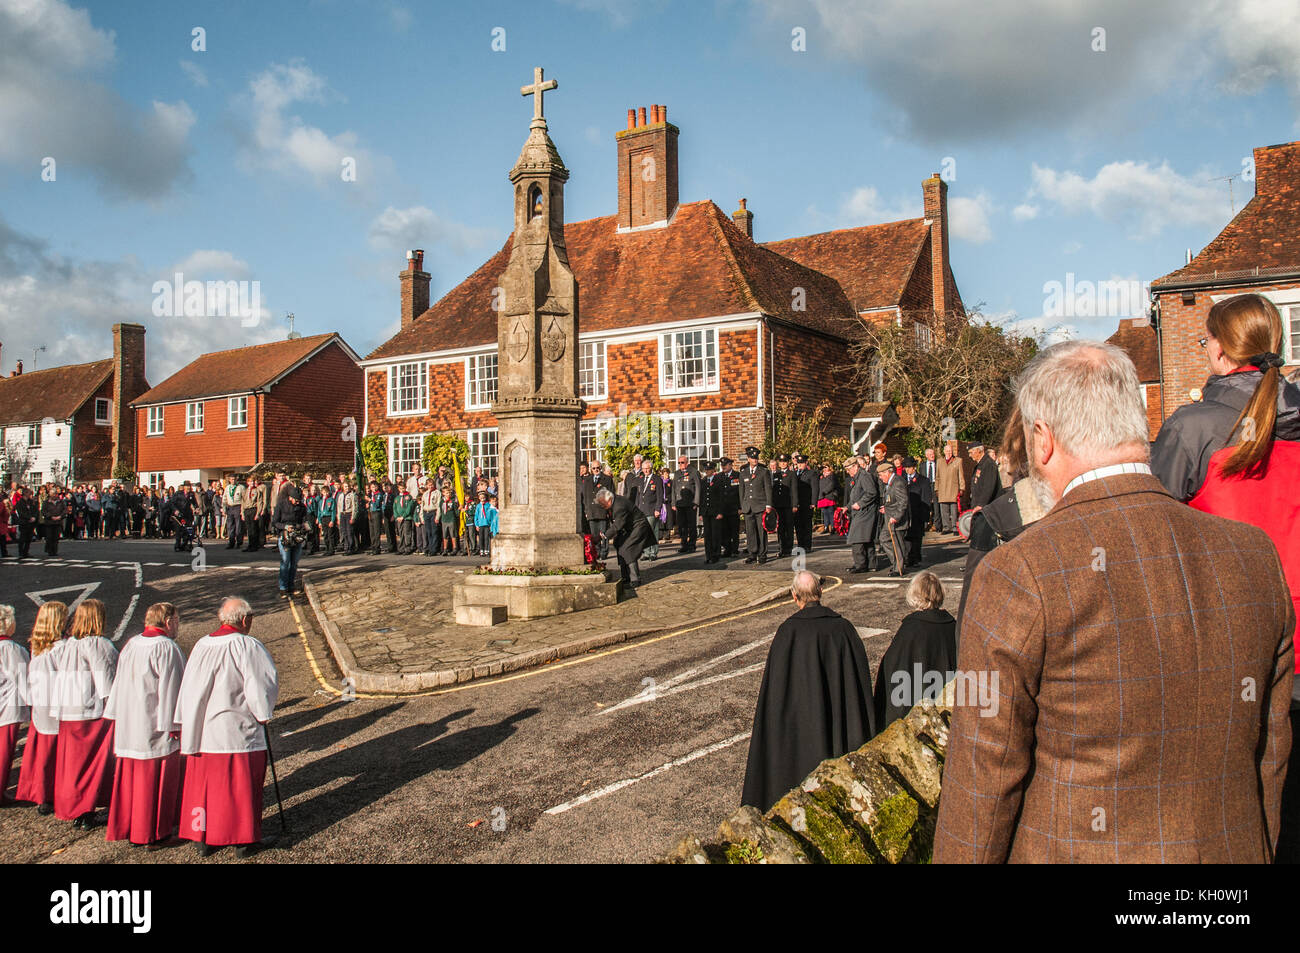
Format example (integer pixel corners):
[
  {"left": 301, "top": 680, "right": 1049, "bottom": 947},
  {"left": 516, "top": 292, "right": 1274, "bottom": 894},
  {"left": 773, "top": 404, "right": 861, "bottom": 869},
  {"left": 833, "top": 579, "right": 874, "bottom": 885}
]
[{"left": 275, "top": 706, "right": 539, "bottom": 845}]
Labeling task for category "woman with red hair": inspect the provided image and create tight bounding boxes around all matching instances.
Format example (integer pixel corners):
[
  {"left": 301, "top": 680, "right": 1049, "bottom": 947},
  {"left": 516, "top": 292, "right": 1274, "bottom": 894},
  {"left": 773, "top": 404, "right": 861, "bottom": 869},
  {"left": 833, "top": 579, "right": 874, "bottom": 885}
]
[{"left": 1153, "top": 292, "right": 1300, "bottom": 862}]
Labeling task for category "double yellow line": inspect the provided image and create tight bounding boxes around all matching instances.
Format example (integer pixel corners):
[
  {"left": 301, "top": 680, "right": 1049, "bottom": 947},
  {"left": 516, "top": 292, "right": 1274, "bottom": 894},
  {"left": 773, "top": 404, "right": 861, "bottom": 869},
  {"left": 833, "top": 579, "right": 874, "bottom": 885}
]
[{"left": 286, "top": 575, "right": 843, "bottom": 701}]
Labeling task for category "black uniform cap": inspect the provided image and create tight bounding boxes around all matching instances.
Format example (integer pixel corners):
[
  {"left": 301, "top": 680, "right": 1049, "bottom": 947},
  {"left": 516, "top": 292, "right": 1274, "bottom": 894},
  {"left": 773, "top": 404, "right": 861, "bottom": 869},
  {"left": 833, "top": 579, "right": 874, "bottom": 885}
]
[
  {"left": 745, "top": 446, "right": 760, "bottom": 459},
  {"left": 794, "top": 453, "right": 807, "bottom": 463},
  {"left": 719, "top": 456, "right": 734, "bottom": 466},
  {"left": 702, "top": 460, "right": 717, "bottom": 471},
  {"left": 777, "top": 452, "right": 791, "bottom": 462}
]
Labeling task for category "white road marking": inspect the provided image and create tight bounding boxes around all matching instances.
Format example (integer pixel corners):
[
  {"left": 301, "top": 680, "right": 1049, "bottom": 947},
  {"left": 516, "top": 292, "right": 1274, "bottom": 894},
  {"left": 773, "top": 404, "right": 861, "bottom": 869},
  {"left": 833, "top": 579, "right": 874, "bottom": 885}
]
[
  {"left": 850, "top": 582, "right": 901, "bottom": 589},
  {"left": 855, "top": 627, "right": 889, "bottom": 639},
  {"left": 599, "top": 633, "right": 776, "bottom": 716},
  {"left": 544, "top": 731, "right": 752, "bottom": 816},
  {"left": 25, "top": 582, "right": 101, "bottom": 614},
  {"left": 112, "top": 594, "right": 140, "bottom": 643}
]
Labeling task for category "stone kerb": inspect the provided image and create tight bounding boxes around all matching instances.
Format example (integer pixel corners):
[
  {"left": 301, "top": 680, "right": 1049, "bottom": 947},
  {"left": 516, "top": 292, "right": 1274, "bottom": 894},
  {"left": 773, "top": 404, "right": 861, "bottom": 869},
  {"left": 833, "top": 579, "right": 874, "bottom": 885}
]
[{"left": 659, "top": 680, "right": 955, "bottom": 864}]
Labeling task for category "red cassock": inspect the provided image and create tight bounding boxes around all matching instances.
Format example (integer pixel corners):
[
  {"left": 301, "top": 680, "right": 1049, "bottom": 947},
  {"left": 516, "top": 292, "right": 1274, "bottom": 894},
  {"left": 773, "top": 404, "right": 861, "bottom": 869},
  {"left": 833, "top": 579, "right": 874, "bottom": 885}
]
[
  {"left": 0, "top": 722, "right": 18, "bottom": 799},
  {"left": 0, "top": 635, "right": 30, "bottom": 802},
  {"left": 50, "top": 636, "right": 119, "bottom": 820},
  {"left": 104, "top": 627, "right": 187, "bottom": 844},
  {"left": 175, "top": 625, "right": 279, "bottom": 847},
  {"left": 16, "top": 648, "right": 57, "bottom": 807}
]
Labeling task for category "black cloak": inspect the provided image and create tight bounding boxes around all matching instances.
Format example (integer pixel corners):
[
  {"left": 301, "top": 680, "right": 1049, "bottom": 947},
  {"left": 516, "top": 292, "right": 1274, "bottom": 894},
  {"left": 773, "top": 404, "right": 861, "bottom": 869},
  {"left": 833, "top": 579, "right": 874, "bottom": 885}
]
[
  {"left": 740, "top": 603, "right": 876, "bottom": 812},
  {"left": 872, "top": 608, "right": 958, "bottom": 730}
]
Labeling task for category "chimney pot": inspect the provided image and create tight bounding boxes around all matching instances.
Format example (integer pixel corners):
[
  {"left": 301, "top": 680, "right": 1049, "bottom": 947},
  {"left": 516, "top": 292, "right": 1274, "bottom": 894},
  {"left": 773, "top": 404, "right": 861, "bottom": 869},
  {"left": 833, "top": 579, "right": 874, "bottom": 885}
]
[
  {"left": 660, "top": 105, "right": 668, "bottom": 123},
  {"left": 13, "top": 360, "right": 21, "bottom": 377},
  {"left": 626, "top": 108, "right": 635, "bottom": 130},
  {"left": 637, "top": 106, "right": 647, "bottom": 126},
  {"left": 732, "top": 198, "right": 754, "bottom": 239}
]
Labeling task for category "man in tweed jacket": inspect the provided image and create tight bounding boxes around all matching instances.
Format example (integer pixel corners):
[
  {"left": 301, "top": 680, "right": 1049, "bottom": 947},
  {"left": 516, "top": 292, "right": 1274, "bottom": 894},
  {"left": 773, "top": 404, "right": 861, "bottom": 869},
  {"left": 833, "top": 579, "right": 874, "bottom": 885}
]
[{"left": 934, "top": 340, "right": 1294, "bottom": 863}]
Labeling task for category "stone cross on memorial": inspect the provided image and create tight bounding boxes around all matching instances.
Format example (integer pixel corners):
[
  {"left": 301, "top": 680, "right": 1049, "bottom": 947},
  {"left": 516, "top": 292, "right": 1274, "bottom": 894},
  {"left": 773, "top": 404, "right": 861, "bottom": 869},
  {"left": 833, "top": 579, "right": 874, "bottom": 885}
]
[{"left": 520, "top": 66, "right": 557, "bottom": 124}]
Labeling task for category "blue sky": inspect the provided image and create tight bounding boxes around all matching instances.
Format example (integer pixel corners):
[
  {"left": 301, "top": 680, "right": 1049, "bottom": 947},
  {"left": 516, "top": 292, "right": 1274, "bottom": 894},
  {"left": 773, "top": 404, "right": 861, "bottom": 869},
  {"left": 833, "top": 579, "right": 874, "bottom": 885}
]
[{"left": 1, "top": 0, "right": 1297, "bottom": 379}]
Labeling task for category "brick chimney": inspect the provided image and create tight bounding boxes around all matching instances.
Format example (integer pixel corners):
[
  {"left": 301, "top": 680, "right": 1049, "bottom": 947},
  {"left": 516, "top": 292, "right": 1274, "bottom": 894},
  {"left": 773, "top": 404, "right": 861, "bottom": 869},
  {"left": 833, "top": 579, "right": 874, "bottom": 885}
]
[
  {"left": 12, "top": 360, "right": 21, "bottom": 377},
  {"left": 922, "top": 174, "right": 952, "bottom": 316},
  {"left": 111, "top": 323, "right": 147, "bottom": 474},
  {"left": 732, "top": 198, "right": 753, "bottom": 239},
  {"left": 400, "top": 249, "right": 430, "bottom": 330},
  {"left": 616, "top": 104, "right": 679, "bottom": 230},
  {"left": 1253, "top": 140, "right": 1299, "bottom": 199}
]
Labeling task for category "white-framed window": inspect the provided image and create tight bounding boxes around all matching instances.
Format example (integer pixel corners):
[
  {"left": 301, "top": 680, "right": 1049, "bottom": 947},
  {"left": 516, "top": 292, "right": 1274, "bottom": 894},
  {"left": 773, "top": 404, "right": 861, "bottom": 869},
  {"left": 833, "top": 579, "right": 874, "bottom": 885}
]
[
  {"left": 660, "top": 328, "right": 718, "bottom": 395},
  {"left": 866, "top": 353, "right": 885, "bottom": 402},
  {"left": 466, "top": 353, "right": 498, "bottom": 410},
  {"left": 389, "top": 434, "right": 424, "bottom": 482},
  {"left": 580, "top": 417, "right": 615, "bottom": 464},
  {"left": 94, "top": 398, "right": 111, "bottom": 425},
  {"left": 228, "top": 395, "right": 248, "bottom": 429},
  {"left": 660, "top": 412, "right": 722, "bottom": 465},
  {"left": 1285, "top": 304, "right": 1300, "bottom": 365},
  {"left": 27, "top": 424, "right": 41, "bottom": 447},
  {"left": 147, "top": 406, "right": 164, "bottom": 436},
  {"left": 388, "top": 362, "right": 428, "bottom": 415},
  {"left": 186, "top": 401, "right": 204, "bottom": 432},
  {"left": 468, "top": 428, "right": 499, "bottom": 477},
  {"left": 28, "top": 471, "right": 42, "bottom": 486},
  {"left": 148, "top": 472, "right": 164, "bottom": 489},
  {"left": 580, "top": 341, "right": 607, "bottom": 400}
]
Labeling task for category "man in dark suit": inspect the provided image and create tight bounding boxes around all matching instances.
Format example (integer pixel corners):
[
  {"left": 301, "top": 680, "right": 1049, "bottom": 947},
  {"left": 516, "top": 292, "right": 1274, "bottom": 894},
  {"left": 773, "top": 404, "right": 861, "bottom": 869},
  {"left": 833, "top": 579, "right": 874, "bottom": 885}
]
[
  {"left": 698, "top": 460, "right": 722, "bottom": 564},
  {"left": 876, "top": 461, "right": 909, "bottom": 577},
  {"left": 593, "top": 487, "right": 655, "bottom": 589},
  {"left": 582, "top": 461, "right": 615, "bottom": 559},
  {"left": 631, "top": 459, "right": 663, "bottom": 560},
  {"left": 738, "top": 447, "right": 773, "bottom": 564},
  {"left": 902, "top": 456, "right": 933, "bottom": 566},
  {"left": 669, "top": 455, "right": 703, "bottom": 555},
  {"left": 771, "top": 453, "right": 794, "bottom": 557},
  {"left": 934, "top": 340, "right": 1295, "bottom": 863},
  {"left": 844, "top": 456, "right": 878, "bottom": 573},
  {"left": 967, "top": 442, "right": 1003, "bottom": 512},
  {"left": 791, "top": 453, "right": 817, "bottom": 553},
  {"left": 717, "top": 457, "right": 741, "bottom": 557}
]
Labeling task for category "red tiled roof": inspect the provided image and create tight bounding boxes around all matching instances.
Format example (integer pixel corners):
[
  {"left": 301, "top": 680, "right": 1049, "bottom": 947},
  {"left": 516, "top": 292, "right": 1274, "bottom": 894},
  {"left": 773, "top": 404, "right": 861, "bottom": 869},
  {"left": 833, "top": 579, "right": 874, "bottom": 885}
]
[
  {"left": 134, "top": 333, "right": 346, "bottom": 405},
  {"left": 763, "top": 219, "right": 931, "bottom": 313},
  {"left": 0, "top": 359, "right": 112, "bottom": 426},
  {"left": 367, "top": 201, "right": 861, "bottom": 360},
  {"left": 1106, "top": 318, "right": 1160, "bottom": 382},
  {"left": 1154, "top": 140, "right": 1300, "bottom": 286}
]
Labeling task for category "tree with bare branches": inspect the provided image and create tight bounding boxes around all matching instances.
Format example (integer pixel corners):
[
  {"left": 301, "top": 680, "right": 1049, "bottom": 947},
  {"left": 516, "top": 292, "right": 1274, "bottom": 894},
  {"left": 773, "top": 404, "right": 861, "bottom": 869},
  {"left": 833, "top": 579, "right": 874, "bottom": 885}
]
[{"left": 847, "top": 307, "right": 1038, "bottom": 448}]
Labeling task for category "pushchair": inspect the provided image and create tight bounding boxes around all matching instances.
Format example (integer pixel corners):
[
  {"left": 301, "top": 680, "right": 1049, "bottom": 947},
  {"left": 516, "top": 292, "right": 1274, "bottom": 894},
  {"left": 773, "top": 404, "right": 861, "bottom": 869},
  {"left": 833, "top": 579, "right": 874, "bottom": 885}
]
[{"left": 172, "top": 514, "right": 197, "bottom": 552}]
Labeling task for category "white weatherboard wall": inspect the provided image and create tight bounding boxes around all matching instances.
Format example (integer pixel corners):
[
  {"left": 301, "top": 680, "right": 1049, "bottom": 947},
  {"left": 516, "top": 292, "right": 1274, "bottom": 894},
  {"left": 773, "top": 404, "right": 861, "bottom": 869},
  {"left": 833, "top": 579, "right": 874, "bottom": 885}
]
[{"left": 1, "top": 420, "right": 73, "bottom": 484}]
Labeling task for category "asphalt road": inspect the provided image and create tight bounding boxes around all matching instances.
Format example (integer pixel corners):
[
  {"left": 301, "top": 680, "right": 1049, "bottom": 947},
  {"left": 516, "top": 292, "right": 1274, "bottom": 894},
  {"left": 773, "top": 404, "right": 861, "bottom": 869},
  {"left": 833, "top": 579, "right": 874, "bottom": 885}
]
[{"left": 0, "top": 531, "right": 969, "bottom": 864}]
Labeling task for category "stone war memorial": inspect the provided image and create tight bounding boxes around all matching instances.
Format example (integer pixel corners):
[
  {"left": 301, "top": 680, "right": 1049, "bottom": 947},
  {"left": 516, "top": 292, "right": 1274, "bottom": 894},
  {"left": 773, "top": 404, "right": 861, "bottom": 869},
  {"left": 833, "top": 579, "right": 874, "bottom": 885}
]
[{"left": 453, "top": 67, "right": 619, "bottom": 626}]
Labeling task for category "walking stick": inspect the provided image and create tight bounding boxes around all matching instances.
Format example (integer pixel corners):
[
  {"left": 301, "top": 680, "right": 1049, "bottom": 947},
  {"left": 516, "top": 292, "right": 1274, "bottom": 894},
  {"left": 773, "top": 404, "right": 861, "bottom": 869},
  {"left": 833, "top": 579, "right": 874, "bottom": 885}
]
[
  {"left": 888, "top": 520, "right": 905, "bottom": 574},
  {"left": 263, "top": 723, "right": 287, "bottom": 835}
]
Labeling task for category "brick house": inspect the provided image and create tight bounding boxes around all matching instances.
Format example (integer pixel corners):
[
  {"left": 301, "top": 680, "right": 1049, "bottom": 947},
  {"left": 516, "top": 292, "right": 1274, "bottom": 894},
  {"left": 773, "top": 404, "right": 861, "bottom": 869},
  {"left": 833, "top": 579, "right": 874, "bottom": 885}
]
[
  {"left": 132, "top": 332, "right": 363, "bottom": 487},
  {"left": 363, "top": 104, "right": 964, "bottom": 479},
  {"left": 1144, "top": 139, "right": 1300, "bottom": 426},
  {"left": 0, "top": 323, "right": 148, "bottom": 486},
  {"left": 1106, "top": 318, "right": 1162, "bottom": 440}
]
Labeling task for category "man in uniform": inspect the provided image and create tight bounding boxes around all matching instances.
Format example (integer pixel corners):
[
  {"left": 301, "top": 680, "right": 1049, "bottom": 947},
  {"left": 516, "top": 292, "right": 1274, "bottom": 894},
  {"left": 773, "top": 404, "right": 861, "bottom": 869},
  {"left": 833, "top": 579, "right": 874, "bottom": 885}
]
[
  {"left": 968, "top": 442, "right": 1003, "bottom": 513},
  {"left": 223, "top": 478, "right": 246, "bottom": 549},
  {"left": 845, "top": 456, "right": 878, "bottom": 573},
  {"left": 739, "top": 447, "right": 773, "bottom": 564},
  {"left": 242, "top": 475, "right": 265, "bottom": 552},
  {"left": 792, "top": 453, "right": 816, "bottom": 554},
  {"left": 876, "top": 460, "right": 910, "bottom": 577},
  {"left": 698, "top": 460, "right": 723, "bottom": 564},
  {"left": 771, "top": 453, "right": 795, "bottom": 557},
  {"left": 717, "top": 457, "right": 741, "bottom": 557},
  {"left": 669, "top": 454, "right": 703, "bottom": 555},
  {"left": 902, "top": 456, "right": 933, "bottom": 567}
]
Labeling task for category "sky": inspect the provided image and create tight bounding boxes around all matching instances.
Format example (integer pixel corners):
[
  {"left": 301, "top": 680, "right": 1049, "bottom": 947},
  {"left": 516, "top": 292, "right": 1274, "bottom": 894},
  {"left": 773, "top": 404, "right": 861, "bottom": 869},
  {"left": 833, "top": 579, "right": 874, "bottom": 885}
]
[{"left": 0, "top": 0, "right": 1297, "bottom": 381}]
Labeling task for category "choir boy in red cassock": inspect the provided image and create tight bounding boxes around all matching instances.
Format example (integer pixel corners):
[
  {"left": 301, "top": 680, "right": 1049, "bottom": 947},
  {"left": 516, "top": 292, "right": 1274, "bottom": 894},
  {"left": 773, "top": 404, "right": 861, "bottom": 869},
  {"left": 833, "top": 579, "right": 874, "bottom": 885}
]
[
  {"left": 176, "top": 596, "right": 279, "bottom": 858},
  {"left": 105, "top": 602, "right": 186, "bottom": 849}
]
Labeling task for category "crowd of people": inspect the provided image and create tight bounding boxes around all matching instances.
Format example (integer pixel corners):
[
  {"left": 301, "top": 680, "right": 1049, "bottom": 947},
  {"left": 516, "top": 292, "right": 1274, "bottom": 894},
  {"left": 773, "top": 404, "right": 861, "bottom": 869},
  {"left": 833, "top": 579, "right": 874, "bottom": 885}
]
[
  {"left": 0, "top": 596, "right": 279, "bottom": 857},
  {"left": 741, "top": 292, "right": 1299, "bottom": 864}
]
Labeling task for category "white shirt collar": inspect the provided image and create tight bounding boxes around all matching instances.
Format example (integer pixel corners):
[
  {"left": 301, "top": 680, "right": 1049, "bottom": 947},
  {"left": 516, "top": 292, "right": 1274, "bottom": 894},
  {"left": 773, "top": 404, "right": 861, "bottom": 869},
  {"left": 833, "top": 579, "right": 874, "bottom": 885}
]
[{"left": 1062, "top": 462, "right": 1152, "bottom": 499}]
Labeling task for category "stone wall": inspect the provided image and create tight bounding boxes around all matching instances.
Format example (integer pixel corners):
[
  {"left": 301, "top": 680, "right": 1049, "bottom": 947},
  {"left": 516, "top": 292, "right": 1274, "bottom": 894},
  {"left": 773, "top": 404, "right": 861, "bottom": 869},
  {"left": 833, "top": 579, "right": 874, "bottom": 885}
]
[{"left": 660, "top": 680, "right": 953, "bottom": 864}]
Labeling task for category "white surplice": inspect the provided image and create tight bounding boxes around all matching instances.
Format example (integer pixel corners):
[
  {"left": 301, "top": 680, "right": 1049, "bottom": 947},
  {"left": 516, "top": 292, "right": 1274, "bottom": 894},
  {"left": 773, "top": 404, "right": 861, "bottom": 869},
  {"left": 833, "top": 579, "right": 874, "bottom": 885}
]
[
  {"left": 0, "top": 638, "right": 31, "bottom": 727},
  {"left": 104, "top": 630, "right": 186, "bottom": 759},
  {"left": 50, "top": 636, "right": 118, "bottom": 721},
  {"left": 26, "top": 651, "right": 59, "bottom": 735},
  {"left": 175, "top": 628, "right": 278, "bottom": 755}
]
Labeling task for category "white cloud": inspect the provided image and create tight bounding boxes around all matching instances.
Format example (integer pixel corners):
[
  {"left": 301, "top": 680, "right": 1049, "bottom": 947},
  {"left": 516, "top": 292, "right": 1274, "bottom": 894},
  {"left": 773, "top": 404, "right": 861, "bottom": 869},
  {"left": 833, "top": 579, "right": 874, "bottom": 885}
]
[
  {"left": 948, "top": 193, "right": 993, "bottom": 244},
  {"left": 0, "top": 0, "right": 195, "bottom": 200},
  {"left": 0, "top": 216, "right": 279, "bottom": 381},
  {"left": 237, "top": 60, "right": 389, "bottom": 191},
  {"left": 1214, "top": 0, "right": 1300, "bottom": 99},
  {"left": 834, "top": 186, "right": 920, "bottom": 226},
  {"left": 1012, "top": 203, "right": 1039, "bottom": 222},
  {"left": 367, "top": 206, "right": 493, "bottom": 256},
  {"left": 179, "top": 59, "right": 209, "bottom": 88},
  {"left": 992, "top": 311, "right": 1080, "bottom": 347},
  {"left": 1027, "top": 160, "right": 1227, "bottom": 239}
]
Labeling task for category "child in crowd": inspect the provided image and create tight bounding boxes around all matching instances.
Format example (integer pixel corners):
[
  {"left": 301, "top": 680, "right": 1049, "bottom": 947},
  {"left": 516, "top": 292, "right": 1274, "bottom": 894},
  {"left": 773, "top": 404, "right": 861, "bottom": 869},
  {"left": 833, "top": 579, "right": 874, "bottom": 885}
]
[
  {"left": 439, "top": 487, "right": 460, "bottom": 556},
  {"left": 472, "top": 490, "right": 499, "bottom": 558}
]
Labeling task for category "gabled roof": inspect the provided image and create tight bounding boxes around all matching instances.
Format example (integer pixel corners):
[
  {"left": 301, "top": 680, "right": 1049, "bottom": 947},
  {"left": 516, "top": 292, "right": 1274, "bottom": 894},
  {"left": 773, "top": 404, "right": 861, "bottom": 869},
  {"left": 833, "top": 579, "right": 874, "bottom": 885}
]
[
  {"left": 366, "top": 200, "right": 860, "bottom": 361},
  {"left": 134, "top": 333, "right": 356, "bottom": 406},
  {"left": 1106, "top": 318, "right": 1160, "bottom": 383},
  {"left": 763, "top": 219, "right": 932, "bottom": 313},
  {"left": 0, "top": 359, "right": 113, "bottom": 426},
  {"left": 1154, "top": 140, "right": 1300, "bottom": 287}
]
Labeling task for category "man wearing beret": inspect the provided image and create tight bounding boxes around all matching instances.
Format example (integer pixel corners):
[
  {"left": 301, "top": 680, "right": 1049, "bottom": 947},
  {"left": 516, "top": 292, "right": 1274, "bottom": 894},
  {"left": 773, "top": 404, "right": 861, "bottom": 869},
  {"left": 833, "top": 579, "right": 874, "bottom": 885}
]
[{"left": 739, "top": 447, "right": 773, "bottom": 564}]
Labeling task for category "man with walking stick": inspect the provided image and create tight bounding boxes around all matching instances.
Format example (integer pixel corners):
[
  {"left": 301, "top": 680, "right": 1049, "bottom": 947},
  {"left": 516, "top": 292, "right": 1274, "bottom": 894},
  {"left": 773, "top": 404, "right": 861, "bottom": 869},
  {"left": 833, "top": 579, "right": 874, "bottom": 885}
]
[
  {"left": 876, "top": 460, "right": 910, "bottom": 577},
  {"left": 175, "top": 596, "right": 280, "bottom": 858}
]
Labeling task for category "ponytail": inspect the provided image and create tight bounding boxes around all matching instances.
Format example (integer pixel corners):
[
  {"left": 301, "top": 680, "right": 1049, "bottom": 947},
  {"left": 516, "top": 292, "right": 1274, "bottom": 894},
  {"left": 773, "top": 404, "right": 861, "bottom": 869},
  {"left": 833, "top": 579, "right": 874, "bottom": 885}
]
[{"left": 1206, "top": 294, "right": 1284, "bottom": 478}]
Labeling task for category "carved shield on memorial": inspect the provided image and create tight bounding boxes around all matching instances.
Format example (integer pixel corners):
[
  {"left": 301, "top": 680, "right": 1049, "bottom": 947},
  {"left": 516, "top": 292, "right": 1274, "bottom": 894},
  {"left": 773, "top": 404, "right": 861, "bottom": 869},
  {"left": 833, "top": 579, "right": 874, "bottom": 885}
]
[
  {"left": 508, "top": 317, "right": 529, "bottom": 362},
  {"left": 542, "top": 316, "right": 565, "bottom": 362}
]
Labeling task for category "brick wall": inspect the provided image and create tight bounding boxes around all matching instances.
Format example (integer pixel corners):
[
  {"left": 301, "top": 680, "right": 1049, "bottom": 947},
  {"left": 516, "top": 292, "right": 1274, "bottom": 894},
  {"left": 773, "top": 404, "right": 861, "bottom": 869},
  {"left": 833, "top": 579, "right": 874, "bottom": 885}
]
[
  {"left": 616, "top": 109, "right": 679, "bottom": 229},
  {"left": 135, "top": 397, "right": 258, "bottom": 472},
  {"left": 1154, "top": 279, "right": 1300, "bottom": 421},
  {"left": 770, "top": 324, "right": 856, "bottom": 435},
  {"left": 72, "top": 377, "right": 116, "bottom": 480},
  {"left": 262, "top": 340, "right": 364, "bottom": 462}
]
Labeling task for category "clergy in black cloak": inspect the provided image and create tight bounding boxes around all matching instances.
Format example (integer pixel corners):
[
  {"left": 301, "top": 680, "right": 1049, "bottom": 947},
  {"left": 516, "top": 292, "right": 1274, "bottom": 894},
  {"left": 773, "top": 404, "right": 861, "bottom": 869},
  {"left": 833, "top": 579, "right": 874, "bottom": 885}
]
[
  {"left": 873, "top": 571, "right": 957, "bottom": 730},
  {"left": 741, "top": 571, "right": 876, "bottom": 812}
]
